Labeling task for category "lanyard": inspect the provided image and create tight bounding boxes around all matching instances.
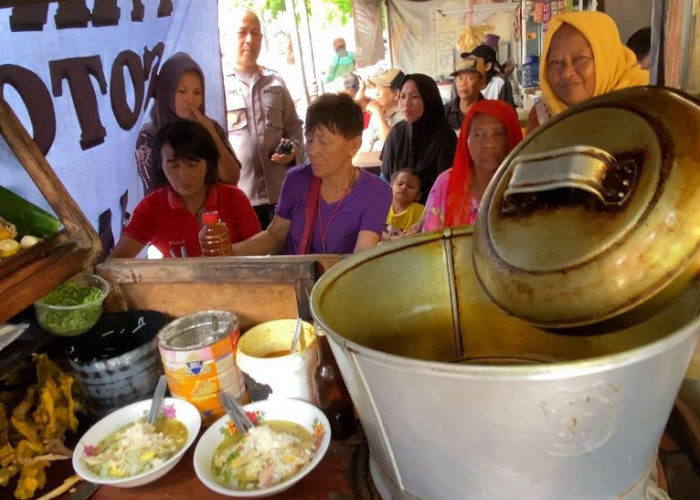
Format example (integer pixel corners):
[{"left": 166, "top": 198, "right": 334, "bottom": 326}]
[{"left": 317, "top": 187, "right": 350, "bottom": 253}]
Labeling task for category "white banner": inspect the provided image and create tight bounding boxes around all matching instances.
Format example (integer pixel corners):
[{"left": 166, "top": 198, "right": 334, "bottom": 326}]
[
  {"left": 0, "top": 0, "right": 225, "bottom": 251},
  {"left": 387, "top": 0, "right": 519, "bottom": 78}
]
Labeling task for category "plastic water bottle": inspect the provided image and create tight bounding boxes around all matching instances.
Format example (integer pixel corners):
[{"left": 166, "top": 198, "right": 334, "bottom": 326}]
[{"left": 198, "top": 211, "right": 233, "bottom": 256}]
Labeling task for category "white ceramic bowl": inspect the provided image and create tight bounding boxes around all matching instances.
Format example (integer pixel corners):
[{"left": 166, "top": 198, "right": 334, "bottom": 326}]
[
  {"left": 72, "top": 397, "right": 201, "bottom": 487},
  {"left": 193, "top": 398, "right": 331, "bottom": 497}
]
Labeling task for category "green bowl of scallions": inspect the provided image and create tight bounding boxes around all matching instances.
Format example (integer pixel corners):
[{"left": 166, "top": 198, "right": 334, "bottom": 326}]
[{"left": 35, "top": 272, "right": 110, "bottom": 336}]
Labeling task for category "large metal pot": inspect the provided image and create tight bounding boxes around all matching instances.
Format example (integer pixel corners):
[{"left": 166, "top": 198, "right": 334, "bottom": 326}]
[
  {"left": 310, "top": 88, "right": 700, "bottom": 499},
  {"left": 311, "top": 229, "right": 700, "bottom": 499},
  {"left": 474, "top": 87, "right": 700, "bottom": 328}
]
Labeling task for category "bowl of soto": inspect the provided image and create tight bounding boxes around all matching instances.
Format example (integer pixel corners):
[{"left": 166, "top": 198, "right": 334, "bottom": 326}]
[
  {"left": 34, "top": 272, "right": 110, "bottom": 336},
  {"left": 72, "top": 397, "right": 201, "bottom": 487},
  {"left": 193, "top": 398, "right": 331, "bottom": 497}
]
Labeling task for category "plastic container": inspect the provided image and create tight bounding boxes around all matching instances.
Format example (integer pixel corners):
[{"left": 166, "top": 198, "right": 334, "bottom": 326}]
[
  {"left": 236, "top": 319, "right": 318, "bottom": 403},
  {"left": 69, "top": 340, "right": 163, "bottom": 419},
  {"left": 198, "top": 211, "right": 232, "bottom": 256},
  {"left": 34, "top": 272, "right": 109, "bottom": 336},
  {"left": 65, "top": 310, "right": 169, "bottom": 418}
]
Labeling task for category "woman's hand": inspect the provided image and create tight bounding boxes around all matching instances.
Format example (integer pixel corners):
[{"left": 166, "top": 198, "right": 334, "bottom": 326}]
[
  {"left": 189, "top": 104, "right": 241, "bottom": 184},
  {"left": 365, "top": 99, "right": 382, "bottom": 116},
  {"left": 189, "top": 105, "right": 217, "bottom": 135},
  {"left": 403, "top": 223, "right": 420, "bottom": 236}
]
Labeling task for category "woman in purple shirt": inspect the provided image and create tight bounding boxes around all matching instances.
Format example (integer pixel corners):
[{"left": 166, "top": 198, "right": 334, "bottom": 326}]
[{"left": 233, "top": 93, "right": 391, "bottom": 255}]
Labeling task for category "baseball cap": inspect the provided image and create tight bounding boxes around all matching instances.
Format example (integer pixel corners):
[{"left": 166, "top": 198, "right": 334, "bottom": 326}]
[
  {"left": 333, "top": 37, "right": 346, "bottom": 51},
  {"left": 368, "top": 68, "right": 405, "bottom": 91},
  {"left": 450, "top": 56, "right": 486, "bottom": 78},
  {"left": 462, "top": 44, "right": 498, "bottom": 66}
]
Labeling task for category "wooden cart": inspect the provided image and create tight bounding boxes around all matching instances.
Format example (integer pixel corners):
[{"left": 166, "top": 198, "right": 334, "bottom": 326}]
[
  {"left": 0, "top": 97, "right": 102, "bottom": 323},
  {"left": 2, "top": 91, "right": 698, "bottom": 500}
]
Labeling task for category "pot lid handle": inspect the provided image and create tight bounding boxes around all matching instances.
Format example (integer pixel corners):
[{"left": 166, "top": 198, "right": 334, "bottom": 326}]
[{"left": 502, "top": 145, "right": 639, "bottom": 215}]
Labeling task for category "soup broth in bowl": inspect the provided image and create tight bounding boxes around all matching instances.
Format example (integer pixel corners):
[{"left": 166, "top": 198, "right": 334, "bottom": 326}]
[
  {"left": 194, "top": 398, "right": 331, "bottom": 497},
  {"left": 73, "top": 397, "right": 200, "bottom": 487}
]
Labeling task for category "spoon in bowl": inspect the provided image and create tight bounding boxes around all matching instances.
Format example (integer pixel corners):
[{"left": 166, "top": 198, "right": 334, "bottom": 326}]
[
  {"left": 147, "top": 375, "right": 167, "bottom": 426},
  {"left": 290, "top": 318, "right": 303, "bottom": 354},
  {"left": 219, "top": 390, "right": 254, "bottom": 435}
]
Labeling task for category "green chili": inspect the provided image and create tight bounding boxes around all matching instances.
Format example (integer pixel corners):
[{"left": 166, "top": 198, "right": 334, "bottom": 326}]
[{"left": 37, "top": 282, "right": 104, "bottom": 335}]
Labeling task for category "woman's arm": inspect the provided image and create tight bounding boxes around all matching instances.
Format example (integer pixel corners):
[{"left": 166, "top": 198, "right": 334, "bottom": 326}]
[
  {"left": 190, "top": 107, "right": 241, "bottom": 184},
  {"left": 354, "top": 230, "right": 381, "bottom": 253},
  {"left": 110, "top": 235, "right": 146, "bottom": 258},
  {"left": 232, "top": 215, "right": 290, "bottom": 256}
]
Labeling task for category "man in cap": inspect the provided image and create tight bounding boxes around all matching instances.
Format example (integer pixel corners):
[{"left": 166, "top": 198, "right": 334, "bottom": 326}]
[
  {"left": 326, "top": 37, "right": 356, "bottom": 83},
  {"left": 466, "top": 44, "right": 516, "bottom": 107},
  {"left": 220, "top": 8, "right": 303, "bottom": 228},
  {"left": 445, "top": 56, "right": 486, "bottom": 130},
  {"left": 360, "top": 68, "right": 405, "bottom": 152}
]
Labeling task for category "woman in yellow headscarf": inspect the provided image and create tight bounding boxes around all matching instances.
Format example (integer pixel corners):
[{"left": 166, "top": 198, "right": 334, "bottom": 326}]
[{"left": 526, "top": 11, "right": 649, "bottom": 133}]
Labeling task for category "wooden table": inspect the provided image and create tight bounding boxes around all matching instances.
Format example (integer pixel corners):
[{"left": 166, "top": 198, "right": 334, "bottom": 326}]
[
  {"left": 90, "top": 430, "right": 377, "bottom": 500},
  {"left": 352, "top": 152, "right": 381, "bottom": 176},
  {"left": 1, "top": 430, "right": 378, "bottom": 500},
  {"left": 2, "top": 414, "right": 699, "bottom": 500}
]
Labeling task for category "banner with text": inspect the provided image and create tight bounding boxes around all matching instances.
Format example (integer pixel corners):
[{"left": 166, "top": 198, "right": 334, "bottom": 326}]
[{"left": 0, "top": 0, "right": 225, "bottom": 251}]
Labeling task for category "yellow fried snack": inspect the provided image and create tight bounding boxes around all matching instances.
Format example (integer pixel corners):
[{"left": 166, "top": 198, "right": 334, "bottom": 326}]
[
  {"left": 15, "top": 461, "right": 47, "bottom": 500},
  {"left": 0, "top": 354, "right": 80, "bottom": 499}
]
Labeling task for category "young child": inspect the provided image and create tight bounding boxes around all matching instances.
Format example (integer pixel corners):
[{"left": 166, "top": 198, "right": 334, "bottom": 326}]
[{"left": 383, "top": 168, "right": 425, "bottom": 241}]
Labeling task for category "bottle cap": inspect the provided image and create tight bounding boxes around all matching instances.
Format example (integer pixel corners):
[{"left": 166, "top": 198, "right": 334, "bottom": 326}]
[{"left": 201, "top": 211, "right": 220, "bottom": 224}]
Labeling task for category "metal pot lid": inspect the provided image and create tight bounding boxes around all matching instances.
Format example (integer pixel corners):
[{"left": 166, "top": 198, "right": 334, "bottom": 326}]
[{"left": 473, "top": 87, "right": 700, "bottom": 328}]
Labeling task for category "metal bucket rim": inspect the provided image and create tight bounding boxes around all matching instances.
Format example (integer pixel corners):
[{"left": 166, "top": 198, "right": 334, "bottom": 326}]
[{"left": 310, "top": 228, "right": 700, "bottom": 379}]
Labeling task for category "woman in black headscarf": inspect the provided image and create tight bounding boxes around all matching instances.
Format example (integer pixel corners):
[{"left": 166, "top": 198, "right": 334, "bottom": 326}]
[
  {"left": 135, "top": 52, "right": 240, "bottom": 194},
  {"left": 380, "top": 74, "right": 457, "bottom": 202}
]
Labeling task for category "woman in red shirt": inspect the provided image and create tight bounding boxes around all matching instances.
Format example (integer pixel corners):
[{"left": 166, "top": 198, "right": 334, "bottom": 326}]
[{"left": 111, "top": 120, "right": 260, "bottom": 258}]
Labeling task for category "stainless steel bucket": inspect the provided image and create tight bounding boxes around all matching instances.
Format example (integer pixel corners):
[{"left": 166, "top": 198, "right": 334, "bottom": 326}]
[{"left": 310, "top": 228, "right": 700, "bottom": 500}]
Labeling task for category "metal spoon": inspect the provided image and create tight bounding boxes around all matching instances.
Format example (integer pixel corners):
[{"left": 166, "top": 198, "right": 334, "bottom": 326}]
[
  {"left": 147, "top": 375, "right": 167, "bottom": 426},
  {"left": 219, "top": 391, "right": 254, "bottom": 435},
  {"left": 290, "top": 318, "right": 303, "bottom": 353}
]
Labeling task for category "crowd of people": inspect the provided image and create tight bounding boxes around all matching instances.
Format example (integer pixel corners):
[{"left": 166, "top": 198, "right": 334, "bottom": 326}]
[{"left": 110, "top": 9, "right": 651, "bottom": 260}]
